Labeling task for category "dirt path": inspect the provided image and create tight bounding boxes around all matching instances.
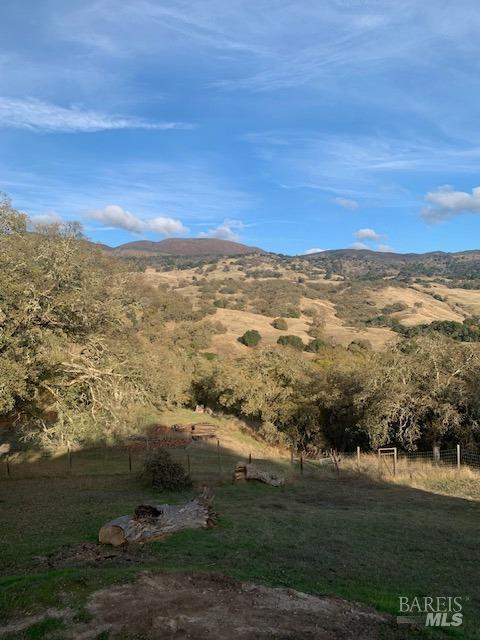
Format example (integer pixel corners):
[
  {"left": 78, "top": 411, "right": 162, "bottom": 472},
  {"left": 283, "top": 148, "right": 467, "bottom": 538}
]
[{"left": 67, "top": 571, "right": 408, "bottom": 639}]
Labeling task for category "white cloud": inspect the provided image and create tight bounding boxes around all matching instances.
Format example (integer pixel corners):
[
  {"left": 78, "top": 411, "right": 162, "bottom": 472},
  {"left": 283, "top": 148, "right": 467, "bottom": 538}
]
[
  {"left": 350, "top": 242, "right": 369, "bottom": 250},
  {"left": 333, "top": 197, "right": 359, "bottom": 210},
  {"left": 354, "top": 228, "right": 382, "bottom": 241},
  {"left": 0, "top": 97, "right": 194, "bottom": 133},
  {"left": 28, "top": 211, "right": 63, "bottom": 227},
  {"left": 88, "top": 205, "right": 188, "bottom": 236},
  {"left": 376, "top": 243, "right": 395, "bottom": 253},
  {"left": 198, "top": 218, "right": 245, "bottom": 241},
  {"left": 421, "top": 185, "right": 480, "bottom": 222},
  {"left": 303, "top": 247, "right": 325, "bottom": 254},
  {"left": 148, "top": 216, "right": 189, "bottom": 235}
]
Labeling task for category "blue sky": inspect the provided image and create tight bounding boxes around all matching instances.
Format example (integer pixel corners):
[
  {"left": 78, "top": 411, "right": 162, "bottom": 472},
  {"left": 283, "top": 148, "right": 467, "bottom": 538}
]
[{"left": 2, "top": 1, "right": 480, "bottom": 254}]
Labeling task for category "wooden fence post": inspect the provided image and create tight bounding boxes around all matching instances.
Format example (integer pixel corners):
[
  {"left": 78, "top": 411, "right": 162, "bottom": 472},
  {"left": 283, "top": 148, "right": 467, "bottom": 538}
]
[
  {"left": 393, "top": 447, "right": 397, "bottom": 476},
  {"left": 248, "top": 453, "right": 252, "bottom": 464},
  {"left": 6, "top": 454, "right": 10, "bottom": 478},
  {"left": 300, "top": 454, "right": 304, "bottom": 476},
  {"left": 356, "top": 446, "right": 360, "bottom": 466},
  {"left": 128, "top": 451, "right": 132, "bottom": 473},
  {"left": 457, "top": 444, "right": 461, "bottom": 470}
]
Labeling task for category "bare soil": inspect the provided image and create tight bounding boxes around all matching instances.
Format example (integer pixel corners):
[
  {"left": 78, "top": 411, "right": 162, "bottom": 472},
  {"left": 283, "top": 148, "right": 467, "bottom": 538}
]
[
  {"left": 34, "top": 542, "right": 151, "bottom": 569},
  {"left": 67, "top": 571, "right": 408, "bottom": 639}
]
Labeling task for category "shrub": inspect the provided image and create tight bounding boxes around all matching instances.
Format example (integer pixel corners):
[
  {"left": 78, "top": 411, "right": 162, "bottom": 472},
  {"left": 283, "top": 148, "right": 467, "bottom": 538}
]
[
  {"left": 381, "top": 302, "right": 408, "bottom": 314},
  {"left": 306, "top": 338, "right": 326, "bottom": 352},
  {"left": 239, "top": 329, "right": 262, "bottom": 347},
  {"left": 142, "top": 449, "right": 193, "bottom": 491},
  {"left": 348, "top": 339, "right": 372, "bottom": 352},
  {"left": 277, "top": 335, "right": 305, "bottom": 350},
  {"left": 272, "top": 318, "right": 288, "bottom": 330}
]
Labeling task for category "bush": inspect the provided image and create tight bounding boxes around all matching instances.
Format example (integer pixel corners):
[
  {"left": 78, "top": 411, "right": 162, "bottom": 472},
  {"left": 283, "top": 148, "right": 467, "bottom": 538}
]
[
  {"left": 381, "top": 302, "right": 408, "bottom": 314},
  {"left": 239, "top": 329, "right": 262, "bottom": 347},
  {"left": 272, "top": 318, "right": 288, "bottom": 330},
  {"left": 348, "top": 339, "right": 372, "bottom": 352},
  {"left": 142, "top": 449, "right": 193, "bottom": 491},
  {"left": 277, "top": 335, "right": 305, "bottom": 350},
  {"left": 306, "top": 338, "right": 326, "bottom": 352}
]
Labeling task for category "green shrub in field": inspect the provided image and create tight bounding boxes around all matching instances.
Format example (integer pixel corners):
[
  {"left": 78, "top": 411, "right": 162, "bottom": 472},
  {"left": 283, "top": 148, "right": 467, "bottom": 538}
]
[
  {"left": 238, "top": 329, "right": 262, "bottom": 347},
  {"left": 272, "top": 318, "right": 288, "bottom": 330},
  {"left": 277, "top": 335, "right": 305, "bottom": 350},
  {"left": 306, "top": 338, "right": 326, "bottom": 352},
  {"left": 142, "top": 449, "right": 193, "bottom": 491}
]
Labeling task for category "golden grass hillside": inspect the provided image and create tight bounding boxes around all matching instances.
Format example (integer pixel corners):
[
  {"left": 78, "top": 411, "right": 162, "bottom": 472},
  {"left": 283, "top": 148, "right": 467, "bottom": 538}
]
[{"left": 140, "top": 259, "right": 480, "bottom": 353}]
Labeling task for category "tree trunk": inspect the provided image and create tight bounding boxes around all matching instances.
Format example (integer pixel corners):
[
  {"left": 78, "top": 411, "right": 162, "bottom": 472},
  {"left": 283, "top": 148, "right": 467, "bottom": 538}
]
[
  {"left": 99, "top": 488, "right": 216, "bottom": 546},
  {"left": 233, "top": 462, "right": 285, "bottom": 487}
]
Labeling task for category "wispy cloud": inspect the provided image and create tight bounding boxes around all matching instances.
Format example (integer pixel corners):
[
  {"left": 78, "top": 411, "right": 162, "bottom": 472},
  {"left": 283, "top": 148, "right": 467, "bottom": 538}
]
[
  {"left": 333, "top": 197, "right": 359, "bottom": 210},
  {"left": 88, "top": 205, "right": 188, "bottom": 236},
  {"left": 0, "top": 97, "right": 194, "bottom": 133},
  {"left": 198, "top": 218, "right": 245, "bottom": 241},
  {"left": 421, "top": 185, "right": 480, "bottom": 222},
  {"left": 0, "top": 160, "right": 252, "bottom": 223}
]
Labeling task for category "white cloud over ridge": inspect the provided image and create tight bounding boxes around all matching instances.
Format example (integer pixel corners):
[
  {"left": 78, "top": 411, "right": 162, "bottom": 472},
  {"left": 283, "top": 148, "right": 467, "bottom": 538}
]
[
  {"left": 0, "top": 97, "right": 194, "bottom": 133},
  {"left": 421, "top": 185, "right": 480, "bottom": 222},
  {"left": 351, "top": 241, "right": 369, "bottom": 250},
  {"left": 303, "top": 247, "right": 324, "bottom": 254},
  {"left": 88, "top": 205, "right": 188, "bottom": 236},
  {"left": 198, "top": 218, "right": 245, "bottom": 242},
  {"left": 354, "top": 227, "right": 381, "bottom": 241}
]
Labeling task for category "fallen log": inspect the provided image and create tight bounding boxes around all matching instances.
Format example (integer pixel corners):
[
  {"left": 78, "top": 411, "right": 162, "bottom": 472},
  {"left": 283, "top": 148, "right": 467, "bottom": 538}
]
[
  {"left": 99, "top": 487, "right": 216, "bottom": 547},
  {"left": 234, "top": 462, "right": 285, "bottom": 487}
]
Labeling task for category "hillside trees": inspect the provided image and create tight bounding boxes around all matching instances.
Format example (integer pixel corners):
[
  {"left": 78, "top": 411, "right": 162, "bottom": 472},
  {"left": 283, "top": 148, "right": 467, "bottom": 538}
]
[
  {"left": 0, "top": 199, "right": 200, "bottom": 448},
  {"left": 204, "top": 347, "right": 311, "bottom": 443}
]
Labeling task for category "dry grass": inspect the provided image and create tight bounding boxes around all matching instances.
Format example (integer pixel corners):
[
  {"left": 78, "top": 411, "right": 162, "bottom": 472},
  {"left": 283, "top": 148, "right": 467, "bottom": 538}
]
[
  {"left": 210, "top": 308, "right": 312, "bottom": 355},
  {"left": 341, "top": 453, "right": 480, "bottom": 501},
  {"left": 427, "top": 283, "right": 480, "bottom": 316},
  {"left": 372, "top": 286, "right": 464, "bottom": 326}
]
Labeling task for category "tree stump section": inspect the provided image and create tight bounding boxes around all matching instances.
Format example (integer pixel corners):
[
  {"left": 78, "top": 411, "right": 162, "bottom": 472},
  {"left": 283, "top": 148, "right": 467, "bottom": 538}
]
[
  {"left": 234, "top": 462, "right": 285, "bottom": 487},
  {"left": 99, "top": 488, "right": 216, "bottom": 546}
]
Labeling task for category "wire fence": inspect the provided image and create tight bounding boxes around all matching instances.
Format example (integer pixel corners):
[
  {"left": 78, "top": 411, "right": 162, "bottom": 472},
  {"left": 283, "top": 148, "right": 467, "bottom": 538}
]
[{"left": 1, "top": 440, "right": 479, "bottom": 481}]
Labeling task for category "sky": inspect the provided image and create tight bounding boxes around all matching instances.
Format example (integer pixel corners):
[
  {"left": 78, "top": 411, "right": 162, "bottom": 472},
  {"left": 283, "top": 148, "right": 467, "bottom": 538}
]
[{"left": 2, "top": 1, "right": 480, "bottom": 254}]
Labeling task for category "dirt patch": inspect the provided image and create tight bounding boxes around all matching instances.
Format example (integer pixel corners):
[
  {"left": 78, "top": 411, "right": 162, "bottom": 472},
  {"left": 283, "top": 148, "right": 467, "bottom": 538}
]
[
  {"left": 35, "top": 542, "right": 151, "bottom": 569},
  {"left": 67, "top": 571, "right": 407, "bottom": 639}
]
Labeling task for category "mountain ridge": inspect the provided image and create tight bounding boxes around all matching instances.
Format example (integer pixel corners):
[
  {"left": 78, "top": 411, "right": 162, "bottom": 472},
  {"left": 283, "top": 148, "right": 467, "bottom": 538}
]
[{"left": 105, "top": 238, "right": 265, "bottom": 256}]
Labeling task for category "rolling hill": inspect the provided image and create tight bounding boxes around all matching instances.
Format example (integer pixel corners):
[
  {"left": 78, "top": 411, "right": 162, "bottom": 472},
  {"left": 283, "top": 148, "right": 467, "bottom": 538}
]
[{"left": 110, "top": 238, "right": 265, "bottom": 257}]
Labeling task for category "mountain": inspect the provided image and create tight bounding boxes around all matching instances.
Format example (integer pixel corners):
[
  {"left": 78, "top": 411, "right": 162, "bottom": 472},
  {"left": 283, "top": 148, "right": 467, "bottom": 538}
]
[{"left": 111, "top": 238, "right": 265, "bottom": 257}]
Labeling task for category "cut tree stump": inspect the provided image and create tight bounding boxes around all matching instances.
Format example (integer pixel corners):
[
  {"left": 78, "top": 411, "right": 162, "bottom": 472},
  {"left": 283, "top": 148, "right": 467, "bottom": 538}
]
[
  {"left": 233, "top": 462, "right": 285, "bottom": 487},
  {"left": 99, "top": 487, "right": 216, "bottom": 546}
]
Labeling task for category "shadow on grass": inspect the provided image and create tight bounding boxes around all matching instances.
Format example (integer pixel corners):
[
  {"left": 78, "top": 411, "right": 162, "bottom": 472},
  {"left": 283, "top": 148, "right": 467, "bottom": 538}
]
[{"left": 1, "top": 440, "right": 478, "bottom": 639}]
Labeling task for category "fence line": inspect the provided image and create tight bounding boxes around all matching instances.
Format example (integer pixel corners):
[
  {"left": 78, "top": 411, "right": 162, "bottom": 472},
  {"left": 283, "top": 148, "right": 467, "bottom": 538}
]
[{"left": 1, "top": 441, "right": 479, "bottom": 480}]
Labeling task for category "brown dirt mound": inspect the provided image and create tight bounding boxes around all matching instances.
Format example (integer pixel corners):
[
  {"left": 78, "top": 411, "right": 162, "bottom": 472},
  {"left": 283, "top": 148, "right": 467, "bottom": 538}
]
[{"left": 67, "top": 571, "right": 407, "bottom": 639}]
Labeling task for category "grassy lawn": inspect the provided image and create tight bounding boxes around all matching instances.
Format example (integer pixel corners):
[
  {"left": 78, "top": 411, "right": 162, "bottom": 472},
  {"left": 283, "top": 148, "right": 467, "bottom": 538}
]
[{"left": 1, "top": 447, "right": 479, "bottom": 639}]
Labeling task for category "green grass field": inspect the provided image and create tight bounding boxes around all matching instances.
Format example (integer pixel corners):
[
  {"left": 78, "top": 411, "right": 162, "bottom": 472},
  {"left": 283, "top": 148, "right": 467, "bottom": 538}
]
[{"left": 1, "top": 441, "right": 479, "bottom": 639}]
